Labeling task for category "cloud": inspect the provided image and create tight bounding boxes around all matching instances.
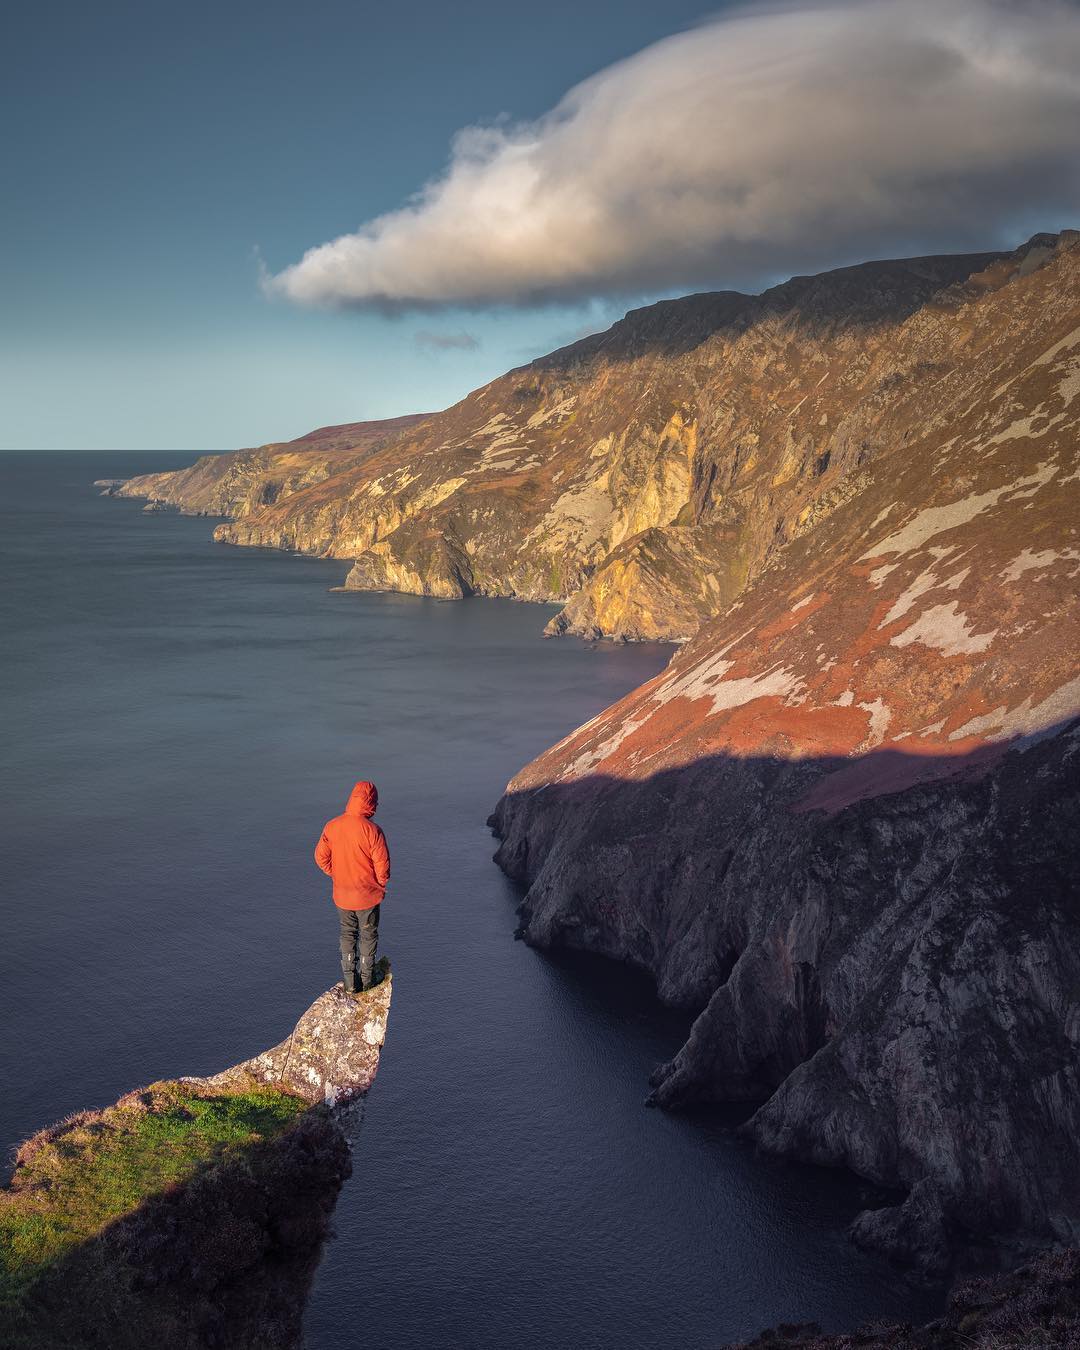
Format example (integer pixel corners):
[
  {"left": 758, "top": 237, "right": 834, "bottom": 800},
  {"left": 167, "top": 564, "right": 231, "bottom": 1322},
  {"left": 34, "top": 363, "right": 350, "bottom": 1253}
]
[
  {"left": 267, "top": 0, "right": 1080, "bottom": 309},
  {"left": 414, "top": 329, "right": 480, "bottom": 351}
]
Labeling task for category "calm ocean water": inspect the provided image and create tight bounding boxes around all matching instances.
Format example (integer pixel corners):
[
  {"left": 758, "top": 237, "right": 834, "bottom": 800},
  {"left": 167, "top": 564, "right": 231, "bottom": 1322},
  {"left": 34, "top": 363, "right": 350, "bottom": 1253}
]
[{"left": 1, "top": 451, "right": 940, "bottom": 1348}]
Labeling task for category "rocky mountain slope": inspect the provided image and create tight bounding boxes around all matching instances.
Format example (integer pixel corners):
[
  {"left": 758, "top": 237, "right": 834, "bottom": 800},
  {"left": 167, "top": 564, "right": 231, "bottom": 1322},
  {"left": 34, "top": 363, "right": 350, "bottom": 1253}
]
[
  {"left": 490, "top": 235, "right": 1080, "bottom": 1273},
  {"left": 121, "top": 237, "right": 1078, "bottom": 641},
  {"left": 732, "top": 1247, "right": 1080, "bottom": 1349},
  {"left": 115, "top": 414, "right": 428, "bottom": 522},
  {"left": 0, "top": 973, "right": 392, "bottom": 1349}
]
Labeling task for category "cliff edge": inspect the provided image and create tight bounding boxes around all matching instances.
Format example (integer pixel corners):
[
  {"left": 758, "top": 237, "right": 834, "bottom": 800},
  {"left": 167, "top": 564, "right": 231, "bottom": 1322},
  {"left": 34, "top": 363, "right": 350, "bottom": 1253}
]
[{"left": 0, "top": 969, "right": 392, "bottom": 1350}]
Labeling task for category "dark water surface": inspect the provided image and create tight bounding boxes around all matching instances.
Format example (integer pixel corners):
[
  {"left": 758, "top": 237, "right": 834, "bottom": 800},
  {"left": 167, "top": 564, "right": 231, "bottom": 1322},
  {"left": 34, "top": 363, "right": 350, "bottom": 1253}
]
[{"left": 1, "top": 452, "right": 941, "bottom": 1348}]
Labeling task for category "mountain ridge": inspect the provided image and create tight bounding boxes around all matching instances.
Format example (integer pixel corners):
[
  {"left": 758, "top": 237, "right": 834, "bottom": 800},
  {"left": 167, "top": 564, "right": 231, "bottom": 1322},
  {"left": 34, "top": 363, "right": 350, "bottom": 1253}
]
[{"left": 116, "top": 236, "right": 1075, "bottom": 640}]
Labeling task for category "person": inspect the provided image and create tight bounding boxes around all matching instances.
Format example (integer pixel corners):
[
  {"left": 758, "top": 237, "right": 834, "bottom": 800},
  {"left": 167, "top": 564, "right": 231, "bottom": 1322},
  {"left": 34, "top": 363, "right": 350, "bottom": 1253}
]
[{"left": 314, "top": 780, "right": 390, "bottom": 994}]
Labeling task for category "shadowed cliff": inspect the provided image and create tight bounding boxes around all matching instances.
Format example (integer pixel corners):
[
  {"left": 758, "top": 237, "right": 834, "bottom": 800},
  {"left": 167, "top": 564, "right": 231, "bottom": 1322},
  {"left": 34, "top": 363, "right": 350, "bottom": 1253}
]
[
  {"left": 0, "top": 970, "right": 392, "bottom": 1350},
  {"left": 728, "top": 1247, "right": 1080, "bottom": 1348},
  {"left": 491, "top": 730, "right": 1080, "bottom": 1274}
]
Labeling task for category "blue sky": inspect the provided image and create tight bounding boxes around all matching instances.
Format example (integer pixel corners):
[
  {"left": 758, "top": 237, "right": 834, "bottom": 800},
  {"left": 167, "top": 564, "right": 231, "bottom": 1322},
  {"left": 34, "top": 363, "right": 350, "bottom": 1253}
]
[
  {"left": 3, "top": 0, "right": 1077, "bottom": 450},
  {"left": 1, "top": 0, "right": 719, "bottom": 449}
]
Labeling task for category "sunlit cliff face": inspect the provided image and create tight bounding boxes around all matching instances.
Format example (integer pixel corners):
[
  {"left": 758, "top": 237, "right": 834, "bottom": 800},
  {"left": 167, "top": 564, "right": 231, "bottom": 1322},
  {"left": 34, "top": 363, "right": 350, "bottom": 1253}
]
[
  {"left": 125, "top": 237, "right": 1080, "bottom": 745},
  {"left": 509, "top": 247, "right": 1080, "bottom": 813}
]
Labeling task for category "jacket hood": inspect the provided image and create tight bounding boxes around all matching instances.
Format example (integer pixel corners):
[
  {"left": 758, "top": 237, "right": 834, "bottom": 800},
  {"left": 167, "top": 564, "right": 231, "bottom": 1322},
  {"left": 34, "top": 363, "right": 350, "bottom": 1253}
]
[{"left": 345, "top": 781, "right": 378, "bottom": 818}]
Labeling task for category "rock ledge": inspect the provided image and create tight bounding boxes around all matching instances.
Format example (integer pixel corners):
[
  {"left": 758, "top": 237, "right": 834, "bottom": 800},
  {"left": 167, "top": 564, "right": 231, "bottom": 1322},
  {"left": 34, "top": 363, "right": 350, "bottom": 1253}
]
[
  {"left": 202, "top": 966, "right": 392, "bottom": 1106},
  {"left": 0, "top": 970, "right": 392, "bottom": 1349}
]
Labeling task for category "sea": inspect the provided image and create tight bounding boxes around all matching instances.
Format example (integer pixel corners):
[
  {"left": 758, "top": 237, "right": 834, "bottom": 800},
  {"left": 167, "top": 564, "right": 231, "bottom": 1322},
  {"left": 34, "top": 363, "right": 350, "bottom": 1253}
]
[{"left": 0, "top": 451, "right": 942, "bottom": 1348}]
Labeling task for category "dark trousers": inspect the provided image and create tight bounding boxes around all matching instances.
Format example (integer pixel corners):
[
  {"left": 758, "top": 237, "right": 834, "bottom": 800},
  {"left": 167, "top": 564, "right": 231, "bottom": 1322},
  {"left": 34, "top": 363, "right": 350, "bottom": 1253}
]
[{"left": 339, "top": 905, "right": 380, "bottom": 992}]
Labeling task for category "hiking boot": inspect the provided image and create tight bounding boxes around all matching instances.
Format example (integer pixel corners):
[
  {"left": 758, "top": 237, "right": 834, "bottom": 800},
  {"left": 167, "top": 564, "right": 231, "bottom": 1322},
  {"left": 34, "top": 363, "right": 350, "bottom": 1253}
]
[{"left": 366, "top": 958, "right": 389, "bottom": 990}]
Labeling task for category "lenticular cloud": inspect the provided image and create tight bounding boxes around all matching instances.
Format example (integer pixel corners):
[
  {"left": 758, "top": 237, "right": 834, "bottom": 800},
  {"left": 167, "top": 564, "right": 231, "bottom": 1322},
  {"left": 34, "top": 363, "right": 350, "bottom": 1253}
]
[{"left": 268, "top": 0, "right": 1080, "bottom": 309}]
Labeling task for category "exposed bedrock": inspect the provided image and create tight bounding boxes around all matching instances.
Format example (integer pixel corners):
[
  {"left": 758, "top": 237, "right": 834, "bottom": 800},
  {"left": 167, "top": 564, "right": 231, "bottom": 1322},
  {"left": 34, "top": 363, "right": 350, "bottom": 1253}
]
[
  {"left": 342, "top": 518, "right": 476, "bottom": 600},
  {"left": 492, "top": 736, "right": 1080, "bottom": 1273},
  {"left": 490, "top": 278, "right": 1080, "bottom": 1274},
  {"left": 117, "top": 416, "right": 429, "bottom": 521},
  {"left": 202, "top": 968, "right": 392, "bottom": 1107},
  {"left": 728, "top": 1246, "right": 1080, "bottom": 1348}
]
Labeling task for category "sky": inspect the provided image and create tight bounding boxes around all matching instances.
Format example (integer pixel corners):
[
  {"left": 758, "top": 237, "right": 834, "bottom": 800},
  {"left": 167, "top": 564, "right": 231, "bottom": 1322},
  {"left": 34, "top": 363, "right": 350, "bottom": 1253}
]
[{"left": 3, "top": 0, "right": 1078, "bottom": 450}]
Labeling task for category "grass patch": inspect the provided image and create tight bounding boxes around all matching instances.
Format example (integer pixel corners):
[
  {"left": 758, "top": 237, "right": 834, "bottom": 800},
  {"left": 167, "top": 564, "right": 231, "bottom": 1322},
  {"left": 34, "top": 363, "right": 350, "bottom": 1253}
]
[{"left": 0, "top": 1080, "right": 306, "bottom": 1308}]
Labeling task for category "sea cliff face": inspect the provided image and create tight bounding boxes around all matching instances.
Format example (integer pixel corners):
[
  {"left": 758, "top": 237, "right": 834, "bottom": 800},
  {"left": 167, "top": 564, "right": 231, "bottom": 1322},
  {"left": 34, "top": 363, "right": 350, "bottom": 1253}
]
[
  {"left": 119, "top": 235, "right": 1080, "bottom": 641},
  {"left": 732, "top": 1248, "right": 1080, "bottom": 1348},
  {"left": 489, "top": 238, "right": 1080, "bottom": 1272},
  {"left": 117, "top": 415, "right": 428, "bottom": 521},
  {"left": 0, "top": 974, "right": 392, "bottom": 1350}
]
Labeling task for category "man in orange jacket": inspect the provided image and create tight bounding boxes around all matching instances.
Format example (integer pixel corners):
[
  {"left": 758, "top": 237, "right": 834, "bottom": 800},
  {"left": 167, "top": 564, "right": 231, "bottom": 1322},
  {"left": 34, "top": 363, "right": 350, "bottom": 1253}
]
[{"left": 314, "top": 780, "right": 390, "bottom": 994}]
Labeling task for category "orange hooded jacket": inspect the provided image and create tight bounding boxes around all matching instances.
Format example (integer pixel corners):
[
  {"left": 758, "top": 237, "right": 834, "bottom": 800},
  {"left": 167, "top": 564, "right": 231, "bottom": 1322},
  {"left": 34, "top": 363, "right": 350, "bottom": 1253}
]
[{"left": 314, "top": 781, "right": 390, "bottom": 910}]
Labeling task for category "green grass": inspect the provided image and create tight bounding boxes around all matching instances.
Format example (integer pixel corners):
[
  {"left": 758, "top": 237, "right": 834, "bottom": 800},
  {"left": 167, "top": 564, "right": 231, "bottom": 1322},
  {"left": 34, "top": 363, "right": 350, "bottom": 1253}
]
[{"left": 0, "top": 1081, "right": 306, "bottom": 1306}]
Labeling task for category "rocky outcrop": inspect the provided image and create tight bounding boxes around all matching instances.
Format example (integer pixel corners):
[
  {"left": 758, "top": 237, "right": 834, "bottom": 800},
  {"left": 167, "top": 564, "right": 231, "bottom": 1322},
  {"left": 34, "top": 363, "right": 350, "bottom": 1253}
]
[
  {"left": 0, "top": 972, "right": 392, "bottom": 1349},
  {"left": 731, "top": 1247, "right": 1080, "bottom": 1348},
  {"left": 118, "top": 234, "right": 1080, "bottom": 641},
  {"left": 489, "top": 247, "right": 1080, "bottom": 1274},
  {"left": 117, "top": 415, "right": 428, "bottom": 520},
  {"left": 202, "top": 970, "right": 391, "bottom": 1106}
]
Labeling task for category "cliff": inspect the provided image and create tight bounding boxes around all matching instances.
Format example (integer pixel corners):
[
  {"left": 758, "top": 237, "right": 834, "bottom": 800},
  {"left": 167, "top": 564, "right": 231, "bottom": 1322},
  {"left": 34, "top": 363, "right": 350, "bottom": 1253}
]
[
  {"left": 489, "top": 233, "right": 1080, "bottom": 1273},
  {"left": 117, "top": 235, "right": 1079, "bottom": 640},
  {"left": 732, "top": 1247, "right": 1080, "bottom": 1348},
  {"left": 116, "top": 415, "right": 428, "bottom": 521},
  {"left": 0, "top": 970, "right": 392, "bottom": 1350}
]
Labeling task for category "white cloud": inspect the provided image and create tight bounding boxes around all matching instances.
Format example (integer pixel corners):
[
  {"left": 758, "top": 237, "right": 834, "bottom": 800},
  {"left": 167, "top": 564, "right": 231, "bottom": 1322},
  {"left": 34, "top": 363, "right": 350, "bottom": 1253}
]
[{"left": 268, "top": 0, "right": 1080, "bottom": 309}]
